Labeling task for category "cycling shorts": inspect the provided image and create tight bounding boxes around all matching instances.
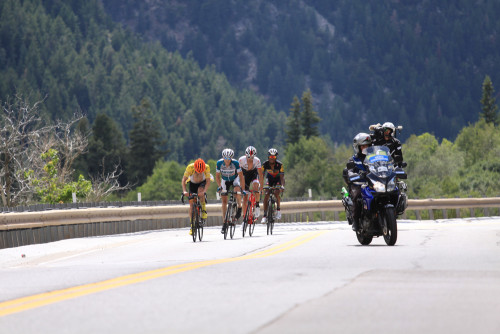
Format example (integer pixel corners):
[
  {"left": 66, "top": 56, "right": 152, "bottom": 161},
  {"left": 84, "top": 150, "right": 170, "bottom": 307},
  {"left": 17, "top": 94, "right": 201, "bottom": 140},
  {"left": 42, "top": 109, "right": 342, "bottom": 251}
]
[
  {"left": 243, "top": 169, "right": 260, "bottom": 191},
  {"left": 221, "top": 177, "right": 241, "bottom": 193},
  {"left": 266, "top": 175, "right": 282, "bottom": 187},
  {"left": 189, "top": 180, "right": 207, "bottom": 194}
]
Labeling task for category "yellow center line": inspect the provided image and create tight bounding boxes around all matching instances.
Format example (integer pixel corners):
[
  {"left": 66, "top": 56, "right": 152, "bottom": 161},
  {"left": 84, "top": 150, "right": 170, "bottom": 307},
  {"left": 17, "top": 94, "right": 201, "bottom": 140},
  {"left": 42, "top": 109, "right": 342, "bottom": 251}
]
[{"left": 0, "top": 230, "right": 327, "bottom": 317}]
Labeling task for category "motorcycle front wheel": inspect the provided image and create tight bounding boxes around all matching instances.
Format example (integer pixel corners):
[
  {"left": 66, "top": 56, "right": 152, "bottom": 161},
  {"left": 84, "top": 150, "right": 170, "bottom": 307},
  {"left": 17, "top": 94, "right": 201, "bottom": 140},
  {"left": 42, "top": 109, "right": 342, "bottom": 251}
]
[
  {"left": 382, "top": 206, "right": 398, "bottom": 246},
  {"left": 356, "top": 231, "right": 373, "bottom": 245}
]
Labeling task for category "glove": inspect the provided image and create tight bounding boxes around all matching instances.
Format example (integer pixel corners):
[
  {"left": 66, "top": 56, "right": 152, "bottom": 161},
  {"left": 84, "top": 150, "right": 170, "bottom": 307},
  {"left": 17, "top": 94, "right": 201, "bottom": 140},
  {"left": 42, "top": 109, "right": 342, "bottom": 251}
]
[
  {"left": 217, "top": 186, "right": 222, "bottom": 192},
  {"left": 242, "top": 190, "right": 248, "bottom": 196},
  {"left": 359, "top": 170, "right": 368, "bottom": 178}
]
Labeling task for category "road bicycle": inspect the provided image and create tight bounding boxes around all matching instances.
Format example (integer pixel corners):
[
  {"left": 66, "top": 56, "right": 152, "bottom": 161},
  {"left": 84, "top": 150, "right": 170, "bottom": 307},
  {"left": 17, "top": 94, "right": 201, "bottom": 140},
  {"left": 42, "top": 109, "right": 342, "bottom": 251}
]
[
  {"left": 181, "top": 193, "right": 206, "bottom": 242},
  {"left": 221, "top": 189, "right": 241, "bottom": 240},
  {"left": 242, "top": 190, "right": 259, "bottom": 237},
  {"left": 263, "top": 185, "right": 283, "bottom": 235}
]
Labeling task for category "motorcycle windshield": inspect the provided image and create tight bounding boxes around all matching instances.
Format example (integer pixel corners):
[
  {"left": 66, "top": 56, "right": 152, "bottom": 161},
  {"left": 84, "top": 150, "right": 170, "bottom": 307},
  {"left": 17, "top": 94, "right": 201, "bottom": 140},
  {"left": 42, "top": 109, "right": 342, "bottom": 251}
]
[{"left": 365, "top": 146, "right": 394, "bottom": 178}]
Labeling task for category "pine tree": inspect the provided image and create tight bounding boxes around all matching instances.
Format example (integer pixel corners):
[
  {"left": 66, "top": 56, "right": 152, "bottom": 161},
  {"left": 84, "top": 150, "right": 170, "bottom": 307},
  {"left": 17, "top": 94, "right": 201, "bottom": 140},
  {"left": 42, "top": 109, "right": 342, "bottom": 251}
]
[
  {"left": 286, "top": 96, "right": 302, "bottom": 145},
  {"left": 301, "top": 89, "right": 321, "bottom": 139},
  {"left": 128, "top": 98, "right": 166, "bottom": 185},
  {"left": 86, "top": 113, "right": 129, "bottom": 186},
  {"left": 480, "top": 75, "right": 498, "bottom": 125}
]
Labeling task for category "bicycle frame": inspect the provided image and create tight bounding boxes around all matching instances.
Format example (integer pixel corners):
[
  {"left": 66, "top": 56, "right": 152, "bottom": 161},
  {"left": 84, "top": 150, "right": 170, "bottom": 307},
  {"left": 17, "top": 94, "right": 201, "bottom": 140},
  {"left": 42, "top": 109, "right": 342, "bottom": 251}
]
[
  {"left": 182, "top": 193, "right": 204, "bottom": 242},
  {"left": 221, "top": 190, "right": 240, "bottom": 239},
  {"left": 264, "top": 186, "right": 281, "bottom": 235},
  {"left": 242, "top": 190, "right": 258, "bottom": 237}
]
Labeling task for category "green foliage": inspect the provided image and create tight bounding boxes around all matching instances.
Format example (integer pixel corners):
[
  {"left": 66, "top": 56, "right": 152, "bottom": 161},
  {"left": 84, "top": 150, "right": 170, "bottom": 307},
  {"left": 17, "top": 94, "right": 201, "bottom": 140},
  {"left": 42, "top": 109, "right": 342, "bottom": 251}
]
[
  {"left": 480, "top": 75, "right": 498, "bottom": 125},
  {"left": 101, "top": 0, "right": 500, "bottom": 143},
  {"left": 301, "top": 90, "right": 321, "bottom": 139},
  {"left": 31, "top": 149, "right": 92, "bottom": 203},
  {"left": 128, "top": 98, "right": 165, "bottom": 185},
  {"left": 283, "top": 136, "right": 350, "bottom": 198},
  {"left": 286, "top": 96, "right": 301, "bottom": 145},
  {"left": 404, "top": 120, "right": 500, "bottom": 198},
  {"left": 0, "top": 0, "right": 285, "bottom": 172},
  {"left": 127, "top": 158, "right": 218, "bottom": 201}
]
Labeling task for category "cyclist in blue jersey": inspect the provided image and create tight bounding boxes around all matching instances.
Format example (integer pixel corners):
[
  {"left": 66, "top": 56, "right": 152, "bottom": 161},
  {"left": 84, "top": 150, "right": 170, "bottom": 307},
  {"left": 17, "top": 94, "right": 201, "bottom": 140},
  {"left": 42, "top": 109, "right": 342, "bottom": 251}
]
[{"left": 216, "top": 148, "right": 245, "bottom": 234}]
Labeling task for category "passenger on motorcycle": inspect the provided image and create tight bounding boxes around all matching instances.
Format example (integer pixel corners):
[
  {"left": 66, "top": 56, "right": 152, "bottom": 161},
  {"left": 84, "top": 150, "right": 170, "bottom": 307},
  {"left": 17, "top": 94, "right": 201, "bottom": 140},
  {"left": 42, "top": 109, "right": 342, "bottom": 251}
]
[
  {"left": 342, "top": 133, "right": 372, "bottom": 231},
  {"left": 369, "top": 122, "right": 405, "bottom": 167}
]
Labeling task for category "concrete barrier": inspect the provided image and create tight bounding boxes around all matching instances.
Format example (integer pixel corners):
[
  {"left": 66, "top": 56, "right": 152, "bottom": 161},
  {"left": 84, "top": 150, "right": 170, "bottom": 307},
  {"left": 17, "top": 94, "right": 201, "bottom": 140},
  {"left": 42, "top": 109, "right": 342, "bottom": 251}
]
[{"left": 1, "top": 198, "right": 499, "bottom": 249}]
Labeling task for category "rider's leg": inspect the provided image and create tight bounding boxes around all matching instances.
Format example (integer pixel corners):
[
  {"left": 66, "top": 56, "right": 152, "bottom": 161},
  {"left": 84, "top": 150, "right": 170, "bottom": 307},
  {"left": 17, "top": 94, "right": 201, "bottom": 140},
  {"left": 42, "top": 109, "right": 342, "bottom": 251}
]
[
  {"left": 235, "top": 185, "right": 243, "bottom": 220},
  {"left": 252, "top": 181, "right": 260, "bottom": 217},
  {"left": 275, "top": 189, "right": 281, "bottom": 219},
  {"left": 198, "top": 186, "right": 207, "bottom": 219}
]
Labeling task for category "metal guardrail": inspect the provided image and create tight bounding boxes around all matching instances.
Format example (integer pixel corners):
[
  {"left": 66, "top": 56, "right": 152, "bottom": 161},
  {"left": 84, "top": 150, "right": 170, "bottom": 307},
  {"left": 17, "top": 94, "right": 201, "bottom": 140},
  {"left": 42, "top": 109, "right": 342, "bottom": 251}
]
[{"left": 1, "top": 198, "right": 500, "bottom": 249}]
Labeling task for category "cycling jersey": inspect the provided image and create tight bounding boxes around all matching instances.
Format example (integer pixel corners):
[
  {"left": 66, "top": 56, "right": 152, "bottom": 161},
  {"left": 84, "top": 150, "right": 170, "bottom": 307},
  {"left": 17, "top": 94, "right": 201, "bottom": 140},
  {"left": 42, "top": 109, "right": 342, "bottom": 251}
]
[
  {"left": 216, "top": 159, "right": 242, "bottom": 181},
  {"left": 261, "top": 160, "right": 284, "bottom": 178},
  {"left": 238, "top": 156, "right": 261, "bottom": 190},
  {"left": 183, "top": 163, "right": 211, "bottom": 183}
]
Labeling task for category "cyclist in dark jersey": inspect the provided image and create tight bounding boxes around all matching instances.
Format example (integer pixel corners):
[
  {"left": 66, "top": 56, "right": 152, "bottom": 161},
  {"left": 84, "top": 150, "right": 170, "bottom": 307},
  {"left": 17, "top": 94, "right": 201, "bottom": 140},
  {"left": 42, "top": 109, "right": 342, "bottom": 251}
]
[{"left": 259, "top": 148, "right": 285, "bottom": 224}]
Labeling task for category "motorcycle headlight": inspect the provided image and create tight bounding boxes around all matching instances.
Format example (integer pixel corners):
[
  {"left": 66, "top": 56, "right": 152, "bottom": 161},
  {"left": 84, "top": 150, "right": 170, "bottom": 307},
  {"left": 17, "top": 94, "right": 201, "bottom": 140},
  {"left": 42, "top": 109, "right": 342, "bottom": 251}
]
[
  {"left": 373, "top": 181, "right": 386, "bottom": 192},
  {"left": 387, "top": 178, "right": 396, "bottom": 192}
]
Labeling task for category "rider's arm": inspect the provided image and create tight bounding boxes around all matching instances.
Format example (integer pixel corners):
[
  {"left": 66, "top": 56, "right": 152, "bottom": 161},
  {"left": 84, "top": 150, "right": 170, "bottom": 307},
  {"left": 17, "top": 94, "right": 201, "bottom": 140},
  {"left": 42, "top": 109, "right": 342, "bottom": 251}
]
[
  {"left": 181, "top": 175, "right": 188, "bottom": 194},
  {"left": 204, "top": 165, "right": 211, "bottom": 190},
  {"left": 238, "top": 171, "right": 245, "bottom": 191},
  {"left": 216, "top": 171, "right": 221, "bottom": 187},
  {"left": 258, "top": 168, "right": 264, "bottom": 191}
]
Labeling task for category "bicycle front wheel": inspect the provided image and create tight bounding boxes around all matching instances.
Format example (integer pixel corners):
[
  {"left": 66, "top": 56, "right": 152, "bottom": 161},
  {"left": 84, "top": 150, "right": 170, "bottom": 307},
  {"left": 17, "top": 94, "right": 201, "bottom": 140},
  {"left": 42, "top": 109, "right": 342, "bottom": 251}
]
[
  {"left": 223, "top": 206, "right": 231, "bottom": 240},
  {"left": 267, "top": 199, "right": 275, "bottom": 235},
  {"left": 197, "top": 218, "right": 204, "bottom": 241},
  {"left": 191, "top": 206, "right": 199, "bottom": 242},
  {"left": 242, "top": 203, "right": 250, "bottom": 237},
  {"left": 230, "top": 203, "right": 237, "bottom": 239}
]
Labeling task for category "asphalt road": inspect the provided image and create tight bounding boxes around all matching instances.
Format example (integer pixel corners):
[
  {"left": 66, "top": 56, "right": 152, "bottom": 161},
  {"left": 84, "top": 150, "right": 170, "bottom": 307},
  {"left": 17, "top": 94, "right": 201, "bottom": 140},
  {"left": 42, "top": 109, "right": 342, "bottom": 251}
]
[{"left": 0, "top": 218, "right": 499, "bottom": 334}]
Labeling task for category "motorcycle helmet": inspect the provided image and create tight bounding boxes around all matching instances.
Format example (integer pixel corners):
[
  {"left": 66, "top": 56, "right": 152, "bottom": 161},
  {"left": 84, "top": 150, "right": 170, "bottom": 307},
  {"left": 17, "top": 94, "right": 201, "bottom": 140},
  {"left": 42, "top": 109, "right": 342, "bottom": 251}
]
[
  {"left": 353, "top": 133, "right": 372, "bottom": 154},
  {"left": 382, "top": 122, "right": 396, "bottom": 138}
]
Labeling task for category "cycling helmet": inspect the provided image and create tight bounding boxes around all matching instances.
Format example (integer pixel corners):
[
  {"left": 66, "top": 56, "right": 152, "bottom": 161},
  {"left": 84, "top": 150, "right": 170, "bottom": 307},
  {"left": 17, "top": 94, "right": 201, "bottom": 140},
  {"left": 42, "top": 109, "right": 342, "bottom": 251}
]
[
  {"left": 268, "top": 148, "right": 278, "bottom": 157},
  {"left": 194, "top": 158, "right": 206, "bottom": 173},
  {"left": 245, "top": 146, "right": 257, "bottom": 158},
  {"left": 353, "top": 133, "right": 372, "bottom": 154},
  {"left": 221, "top": 148, "right": 234, "bottom": 160},
  {"left": 382, "top": 122, "right": 396, "bottom": 137}
]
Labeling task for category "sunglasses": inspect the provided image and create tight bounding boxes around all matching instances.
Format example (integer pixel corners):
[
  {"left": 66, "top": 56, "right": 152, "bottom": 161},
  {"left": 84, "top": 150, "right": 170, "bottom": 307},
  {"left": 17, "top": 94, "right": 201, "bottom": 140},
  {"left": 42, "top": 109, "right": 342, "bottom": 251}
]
[
  {"left": 223, "top": 157, "right": 231, "bottom": 160},
  {"left": 269, "top": 155, "right": 276, "bottom": 159}
]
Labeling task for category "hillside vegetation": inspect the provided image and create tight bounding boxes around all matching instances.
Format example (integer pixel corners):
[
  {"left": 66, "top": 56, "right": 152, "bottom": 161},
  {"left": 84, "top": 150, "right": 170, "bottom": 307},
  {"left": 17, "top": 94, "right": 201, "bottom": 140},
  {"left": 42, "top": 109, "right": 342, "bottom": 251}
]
[{"left": 102, "top": 0, "right": 500, "bottom": 143}]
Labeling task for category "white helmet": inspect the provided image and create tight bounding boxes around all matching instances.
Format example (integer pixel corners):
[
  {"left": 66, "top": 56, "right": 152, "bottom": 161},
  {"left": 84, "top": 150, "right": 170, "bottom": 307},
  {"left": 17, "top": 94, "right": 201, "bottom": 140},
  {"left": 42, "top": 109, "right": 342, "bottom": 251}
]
[
  {"left": 222, "top": 148, "right": 234, "bottom": 159},
  {"left": 245, "top": 146, "right": 257, "bottom": 158},
  {"left": 353, "top": 133, "right": 372, "bottom": 154},
  {"left": 382, "top": 122, "right": 396, "bottom": 137},
  {"left": 268, "top": 148, "right": 278, "bottom": 157}
]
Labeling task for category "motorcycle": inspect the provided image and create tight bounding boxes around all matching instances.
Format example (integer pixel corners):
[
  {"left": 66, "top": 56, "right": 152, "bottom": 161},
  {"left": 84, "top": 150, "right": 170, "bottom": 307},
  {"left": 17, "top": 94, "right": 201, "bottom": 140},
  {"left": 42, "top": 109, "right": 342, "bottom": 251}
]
[{"left": 342, "top": 146, "right": 407, "bottom": 246}]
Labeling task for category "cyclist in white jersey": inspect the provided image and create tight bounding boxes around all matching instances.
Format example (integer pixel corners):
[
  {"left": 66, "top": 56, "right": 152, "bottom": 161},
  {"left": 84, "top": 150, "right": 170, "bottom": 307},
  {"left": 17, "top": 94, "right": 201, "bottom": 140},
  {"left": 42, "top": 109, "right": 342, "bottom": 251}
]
[{"left": 238, "top": 146, "right": 263, "bottom": 219}]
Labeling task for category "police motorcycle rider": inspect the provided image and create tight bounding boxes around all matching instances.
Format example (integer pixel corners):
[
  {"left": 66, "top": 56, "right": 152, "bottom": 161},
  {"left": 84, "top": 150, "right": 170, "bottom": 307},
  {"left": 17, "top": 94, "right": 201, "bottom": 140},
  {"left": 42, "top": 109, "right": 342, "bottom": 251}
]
[
  {"left": 368, "top": 122, "right": 408, "bottom": 216},
  {"left": 369, "top": 122, "right": 405, "bottom": 167},
  {"left": 342, "top": 133, "right": 372, "bottom": 231}
]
